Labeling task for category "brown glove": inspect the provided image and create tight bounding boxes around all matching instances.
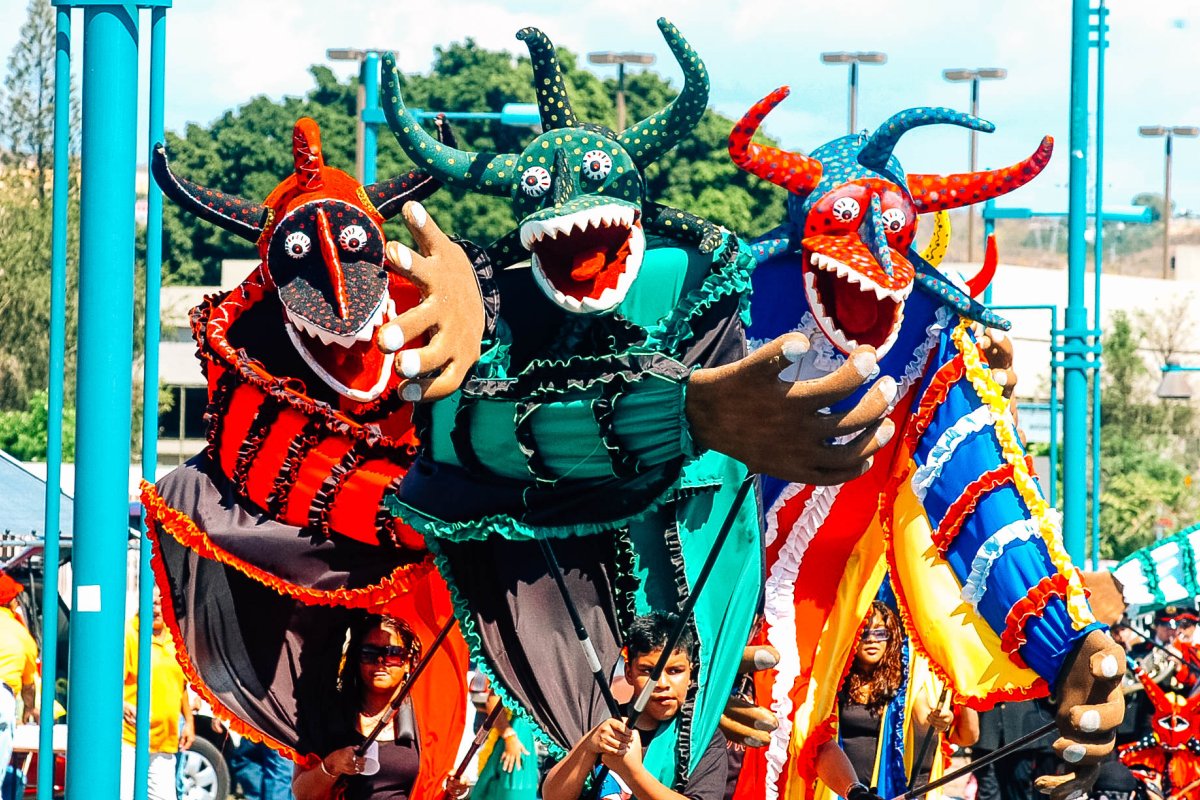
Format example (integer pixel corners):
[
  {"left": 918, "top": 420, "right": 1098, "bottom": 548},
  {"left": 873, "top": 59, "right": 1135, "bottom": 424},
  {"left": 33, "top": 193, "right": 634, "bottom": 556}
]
[
  {"left": 719, "top": 646, "right": 781, "bottom": 747},
  {"left": 1034, "top": 629, "right": 1126, "bottom": 800},
  {"left": 687, "top": 334, "right": 895, "bottom": 486}
]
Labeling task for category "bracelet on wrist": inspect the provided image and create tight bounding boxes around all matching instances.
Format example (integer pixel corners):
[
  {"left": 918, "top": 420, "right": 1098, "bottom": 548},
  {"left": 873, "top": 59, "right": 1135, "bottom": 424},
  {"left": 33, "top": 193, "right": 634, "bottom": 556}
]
[
  {"left": 502, "top": 728, "right": 518, "bottom": 740},
  {"left": 320, "top": 760, "right": 337, "bottom": 778}
]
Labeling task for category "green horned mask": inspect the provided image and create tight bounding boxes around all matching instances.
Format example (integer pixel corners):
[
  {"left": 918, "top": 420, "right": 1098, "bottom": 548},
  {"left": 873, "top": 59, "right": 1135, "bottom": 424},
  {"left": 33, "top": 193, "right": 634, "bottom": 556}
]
[{"left": 382, "top": 18, "right": 711, "bottom": 315}]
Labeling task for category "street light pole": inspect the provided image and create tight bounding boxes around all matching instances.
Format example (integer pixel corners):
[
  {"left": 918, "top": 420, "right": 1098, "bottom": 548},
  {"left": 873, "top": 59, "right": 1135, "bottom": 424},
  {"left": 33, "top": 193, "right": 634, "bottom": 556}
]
[
  {"left": 821, "top": 51, "right": 887, "bottom": 135},
  {"left": 1139, "top": 125, "right": 1199, "bottom": 280},
  {"left": 588, "top": 51, "right": 656, "bottom": 132},
  {"left": 943, "top": 67, "right": 1007, "bottom": 262},
  {"left": 328, "top": 48, "right": 391, "bottom": 184}
]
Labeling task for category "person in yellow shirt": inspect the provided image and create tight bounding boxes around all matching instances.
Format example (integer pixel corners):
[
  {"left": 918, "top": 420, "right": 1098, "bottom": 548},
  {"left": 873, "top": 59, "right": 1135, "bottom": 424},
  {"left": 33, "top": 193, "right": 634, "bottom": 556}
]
[
  {"left": 120, "top": 586, "right": 194, "bottom": 800},
  {"left": 0, "top": 571, "right": 38, "bottom": 780}
]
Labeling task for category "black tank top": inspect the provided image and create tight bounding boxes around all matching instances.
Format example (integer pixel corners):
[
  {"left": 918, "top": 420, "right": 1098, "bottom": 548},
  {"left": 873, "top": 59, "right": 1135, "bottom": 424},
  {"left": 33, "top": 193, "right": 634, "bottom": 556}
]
[{"left": 343, "top": 702, "right": 421, "bottom": 800}]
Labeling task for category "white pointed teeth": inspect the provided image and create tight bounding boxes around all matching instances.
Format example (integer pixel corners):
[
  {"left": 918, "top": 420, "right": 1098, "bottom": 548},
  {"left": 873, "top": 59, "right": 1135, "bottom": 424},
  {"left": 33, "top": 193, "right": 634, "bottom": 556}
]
[
  {"left": 284, "top": 287, "right": 389, "bottom": 349},
  {"left": 807, "top": 250, "right": 912, "bottom": 304},
  {"left": 519, "top": 204, "right": 638, "bottom": 251},
  {"left": 802, "top": 265, "right": 905, "bottom": 360},
  {"left": 530, "top": 223, "right": 644, "bottom": 315},
  {"left": 283, "top": 286, "right": 397, "bottom": 402}
]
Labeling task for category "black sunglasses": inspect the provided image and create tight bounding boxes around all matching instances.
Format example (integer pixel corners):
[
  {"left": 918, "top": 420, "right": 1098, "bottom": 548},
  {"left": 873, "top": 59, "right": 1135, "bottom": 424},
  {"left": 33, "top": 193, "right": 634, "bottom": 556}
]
[{"left": 359, "top": 644, "right": 411, "bottom": 666}]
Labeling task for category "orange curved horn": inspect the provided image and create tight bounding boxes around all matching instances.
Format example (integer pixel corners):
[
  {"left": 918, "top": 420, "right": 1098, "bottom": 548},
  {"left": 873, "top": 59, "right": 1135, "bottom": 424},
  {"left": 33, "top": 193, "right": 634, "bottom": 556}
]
[
  {"left": 966, "top": 233, "right": 998, "bottom": 298},
  {"left": 908, "top": 136, "right": 1054, "bottom": 213},
  {"left": 728, "top": 87, "right": 822, "bottom": 195},
  {"left": 293, "top": 117, "right": 326, "bottom": 192}
]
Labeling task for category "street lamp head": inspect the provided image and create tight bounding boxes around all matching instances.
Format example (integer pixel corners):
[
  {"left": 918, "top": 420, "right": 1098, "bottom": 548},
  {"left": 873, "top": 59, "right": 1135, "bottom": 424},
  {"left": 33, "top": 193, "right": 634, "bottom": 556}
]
[
  {"left": 1157, "top": 360, "right": 1196, "bottom": 400},
  {"left": 977, "top": 67, "right": 1008, "bottom": 80},
  {"left": 588, "top": 51, "right": 656, "bottom": 66},
  {"left": 821, "top": 51, "right": 852, "bottom": 63},
  {"left": 1140, "top": 125, "right": 1168, "bottom": 137},
  {"left": 822, "top": 51, "right": 886, "bottom": 64},
  {"left": 856, "top": 51, "right": 887, "bottom": 64},
  {"left": 1172, "top": 126, "right": 1200, "bottom": 138},
  {"left": 326, "top": 48, "right": 366, "bottom": 62},
  {"left": 944, "top": 68, "right": 1008, "bottom": 82},
  {"left": 942, "top": 68, "right": 975, "bottom": 82}
]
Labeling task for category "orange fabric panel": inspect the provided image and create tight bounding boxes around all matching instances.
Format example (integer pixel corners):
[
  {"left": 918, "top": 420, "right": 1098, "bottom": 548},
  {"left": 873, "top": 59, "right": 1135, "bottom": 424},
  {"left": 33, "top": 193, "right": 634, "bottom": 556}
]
[
  {"left": 244, "top": 407, "right": 310, "bottom": 508},
  {"left": 282, "top": 437, "right": 355, "bottom": 527},
  {"left": 328, "top": 458, "right": 404, "bottom": 545}
]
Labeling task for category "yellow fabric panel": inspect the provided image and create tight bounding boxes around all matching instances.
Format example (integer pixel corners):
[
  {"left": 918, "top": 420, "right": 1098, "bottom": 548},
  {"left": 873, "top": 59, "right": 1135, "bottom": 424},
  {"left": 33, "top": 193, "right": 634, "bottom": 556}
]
[
  {"left": 902, "top": 653, "right": 947, "bottom": 798},
  {"left": 889, "top": 477, "right": 1041, "bottom": 704},
  {"left": 123, "top": 619, "right": 188, "bottom": 753},
  {"left": 0, "top": 608, "right": 37, "bottom": 697},
  {"left": 791, "top": 514, "right": 889, "bottom": 800}
]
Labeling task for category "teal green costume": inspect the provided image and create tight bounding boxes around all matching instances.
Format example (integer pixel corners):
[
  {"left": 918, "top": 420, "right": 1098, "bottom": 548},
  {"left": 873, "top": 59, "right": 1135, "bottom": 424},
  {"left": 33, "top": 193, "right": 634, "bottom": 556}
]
[{"left": 382, "top": 20, "right": 760, "bottom": 790}]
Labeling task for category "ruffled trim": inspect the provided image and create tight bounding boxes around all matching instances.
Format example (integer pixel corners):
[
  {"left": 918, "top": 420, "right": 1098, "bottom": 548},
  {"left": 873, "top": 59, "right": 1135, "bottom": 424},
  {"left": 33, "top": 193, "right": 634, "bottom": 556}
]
[
  {"left": 932, "top": 463, "right": 1018, "bottom": 556},
  {"left": 141, "top": 481, "right": 434, "bottom": 608},
  {"left": 384, "top": 480, "right": 678, "bottom": 543},
  {"left": 611, "top": 528, "right": 640, "bottom": 634},
  {"left": 791, "top": 714, "right": 838, "bottom": 799},
  {"left": 422, "top": 535, "right": 566, "bottom": 758},
  {"left": 145, "top": 526, "right": 319, "bottom": 768},
  {"left": 592, "top": 375, "right": 649, "bottom": 479},
  {"left": 265, "top": 418, "right": 323, "bottom": 519},
  {"left": 230, "top": 396, "right": 284, "bottom": 497},
  {"left": 306, "top": 446, "right": 369, "bottom": 538},
  {"left": 1000, "top": 571, "right": 1086, "bottom": 663},
  {"left": 641, "top": 233, "right": 757, "bottom": 357},
  {"left": 762, "top": 485, "right": 842, "bottom": 798},
  {"left": 952, "top": 322, "right": 1095, "bottom": 631},
  {"left": 961, "top": 520, "right": 1041, "bottom": 610},
  {"left": 910, "top": 405, "right": 994, "bottom": 501},
  {"left": 905, "top": 356, "right": 966, "bottom": 450},
  {"left": 514, "top": 401, "right": 557, "bottom": 485},
  {"left": 463, "top": 351, "right": 691, "bottom": 403}
]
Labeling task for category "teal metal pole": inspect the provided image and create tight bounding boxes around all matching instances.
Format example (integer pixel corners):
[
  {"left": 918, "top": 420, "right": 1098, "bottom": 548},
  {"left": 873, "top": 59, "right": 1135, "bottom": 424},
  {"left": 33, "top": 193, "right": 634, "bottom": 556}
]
[
  {"left": 38, "top": 8, "right": 72, "bottom": 799},
  {"left": 362, "top": 51, "right": 379, "bottom": 184},
  {"left": 1089, "top": 0, "right": 1107, "bottom": 570},
  {"left": 66, "top": 6, "right": 139, "bottom": 798},
  {"left": 133, "top": 7, "right": 166, "bottom": 799},
  {"left": 1062, "top": 0, "right": 1092, "bottom": 565}
]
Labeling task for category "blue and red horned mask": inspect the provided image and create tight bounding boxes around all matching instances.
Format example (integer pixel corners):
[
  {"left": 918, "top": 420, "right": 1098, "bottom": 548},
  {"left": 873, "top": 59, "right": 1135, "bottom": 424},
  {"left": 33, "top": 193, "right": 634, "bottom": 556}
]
[
  {"left": 730, "top": 88, "right": 1053, "bottom": 357},
  {"left": 152, "top": 117, "right": 440, "bottom": 403}
]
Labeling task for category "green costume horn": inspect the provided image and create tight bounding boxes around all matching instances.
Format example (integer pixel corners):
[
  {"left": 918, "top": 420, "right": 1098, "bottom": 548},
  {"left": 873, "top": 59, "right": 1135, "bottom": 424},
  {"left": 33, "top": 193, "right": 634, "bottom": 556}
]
[
  {"left": 617, "top": 18, "right": 709, "bottom": 167},
  {"left": 516, "top": 27, "right": 578, "bottom": 130},
  {"left": 380, "top": 52, "right": 516, "bottom": 196}
]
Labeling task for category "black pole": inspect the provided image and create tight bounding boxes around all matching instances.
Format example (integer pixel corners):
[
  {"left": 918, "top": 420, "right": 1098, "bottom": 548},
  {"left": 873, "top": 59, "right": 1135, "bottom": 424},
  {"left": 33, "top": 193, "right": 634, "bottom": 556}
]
[
  {"left": 442, "top": 702, "right": 507, "bottom": 799},
  {"left": 896, "top": 721, "right": 1057, "bottom": 800},
  {"left": 357, "top": 616, "right": 456, "bottom": 754},
  {"left": 907, "top": 684, "right": 950, "bottom": 791},
  {"left": 537, "top": 536, "right": 623, "bottom": 717}
]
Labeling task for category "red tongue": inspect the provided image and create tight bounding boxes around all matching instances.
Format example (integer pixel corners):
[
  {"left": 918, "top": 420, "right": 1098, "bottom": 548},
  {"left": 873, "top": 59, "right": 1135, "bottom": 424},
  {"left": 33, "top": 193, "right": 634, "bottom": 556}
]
[
  {"left": 570, "top": 248, "right": 609, "bottom": 281},
  {"left": 835, "top": 286, "right": 880, "bottom": 334}
]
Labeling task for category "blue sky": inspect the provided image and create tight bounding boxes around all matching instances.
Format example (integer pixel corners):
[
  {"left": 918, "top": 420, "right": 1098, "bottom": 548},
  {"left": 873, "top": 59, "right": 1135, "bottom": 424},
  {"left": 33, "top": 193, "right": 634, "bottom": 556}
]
[{"left": 4, "top": 0, "right": 1199, "bottom": 213}]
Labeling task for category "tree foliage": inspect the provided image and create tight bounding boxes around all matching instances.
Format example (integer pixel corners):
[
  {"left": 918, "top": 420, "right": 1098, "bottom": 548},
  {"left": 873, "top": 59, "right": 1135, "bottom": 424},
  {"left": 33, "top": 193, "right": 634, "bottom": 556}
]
[
  {"left": 0, "top": 390, "right": 74, "bottom": 462},
  {"left": 160, "top": 41, "right": 787, "bottom": 284},
  {"left": 1098, "top": 309, "right": 1200, "bottom": 559}
]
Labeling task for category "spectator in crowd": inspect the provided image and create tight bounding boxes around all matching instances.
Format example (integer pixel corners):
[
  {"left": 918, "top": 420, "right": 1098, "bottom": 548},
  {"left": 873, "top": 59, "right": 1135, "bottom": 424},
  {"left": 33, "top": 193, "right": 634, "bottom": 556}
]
[
  {"left": 542, "top": 612, "right": 728, "bottom": 800},
  {"left": 121, "top": 586, "right": 194, "bottom": 800},
  {"left": 0, "top": 572, "right": 38, "bottom": 800},
  {"left": 470, "top": 681, "right": 536, "bottom": 800}
]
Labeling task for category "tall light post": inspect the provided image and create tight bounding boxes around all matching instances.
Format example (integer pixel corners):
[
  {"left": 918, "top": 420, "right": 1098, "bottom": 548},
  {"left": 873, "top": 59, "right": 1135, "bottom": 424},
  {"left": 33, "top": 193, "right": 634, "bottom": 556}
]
[
  {"left": 820, "top": 51, "right": 887, "bottom": 134},
  {"left": 328, "top": 48, "right": 390, "bottom": 184},
  {"left": 1138, "top": 125, "right": 1200, "bottom": 280},
  {"left": 588, "top": 51, "right": 656, "bottom": 132},
  {"left": 943, "top": 67, "right": 1008, "bottom": 262}
]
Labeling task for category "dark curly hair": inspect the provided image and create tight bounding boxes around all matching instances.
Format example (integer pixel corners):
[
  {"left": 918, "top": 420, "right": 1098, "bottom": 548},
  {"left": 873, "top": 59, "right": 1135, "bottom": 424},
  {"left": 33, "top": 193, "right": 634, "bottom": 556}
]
[
  {"left": 838, "top": 601, "right": 904, "bottom": 715},
  {"left": 625, "top": 611, "right": 696, "bottom": 665},
  {"left": 337, "top": 614, "right": 422, "bottom": 704}
]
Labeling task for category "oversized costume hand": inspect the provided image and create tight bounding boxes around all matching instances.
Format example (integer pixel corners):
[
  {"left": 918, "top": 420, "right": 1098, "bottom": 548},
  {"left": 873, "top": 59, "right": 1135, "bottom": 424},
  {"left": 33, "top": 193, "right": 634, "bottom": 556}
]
[
  {"left": 978, "top": 327, "right": 1017, "bottom": 401},
  {"left": 376, "top": 202, "right": 485, "bottom": 402},
  {"left": 1034, "top": 629, "right": 1126, "bottom": 800},
  {"left": 720, "top": 646, "right": 781, "bottom": 747},
  {"left": 686, "top": 333, "right": 896, "bottom": 485}
]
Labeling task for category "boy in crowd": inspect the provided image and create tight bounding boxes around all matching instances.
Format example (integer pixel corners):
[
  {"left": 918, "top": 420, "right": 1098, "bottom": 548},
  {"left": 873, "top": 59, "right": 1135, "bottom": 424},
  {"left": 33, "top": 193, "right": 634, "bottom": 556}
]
[{"left": 542, "top": 613, "right": 727, "bottom": 800}]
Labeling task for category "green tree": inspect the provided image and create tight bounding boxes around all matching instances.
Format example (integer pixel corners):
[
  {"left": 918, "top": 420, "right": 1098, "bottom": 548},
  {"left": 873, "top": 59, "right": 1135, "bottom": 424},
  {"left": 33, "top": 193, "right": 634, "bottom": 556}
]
[
  {"left": 1097, "top": 310, "right": 1199, "bottom": 559},
  {"left": 160, "top": 41, "right": 787, "bottom": 284},
  {"left": 1132, "top": 192, "right": 1167, "bottom": 223},
  {"left": 0, "top": 390, "right": 74, "bottom": 461}
]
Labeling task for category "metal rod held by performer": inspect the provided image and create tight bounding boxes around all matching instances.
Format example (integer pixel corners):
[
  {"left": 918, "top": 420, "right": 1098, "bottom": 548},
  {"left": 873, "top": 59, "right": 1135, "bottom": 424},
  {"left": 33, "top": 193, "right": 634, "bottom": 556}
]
[
  {"left": 896, "top": 721, "right": 1057, "bottom": 800},
  {"left": 537, "top": 535, "right": 623, "bottom": 717},
  {"left": 443, "top": 703, "right": 506, "bottom": 800},
  {"left": 1117, "top": 622, "right": 1200, "bottom": 673},
  {"left": 358, "top": 617, "right": 456, "bottom": 754},
  {"left": 907, "top": 684, "right": 950, "bottom": 791}
]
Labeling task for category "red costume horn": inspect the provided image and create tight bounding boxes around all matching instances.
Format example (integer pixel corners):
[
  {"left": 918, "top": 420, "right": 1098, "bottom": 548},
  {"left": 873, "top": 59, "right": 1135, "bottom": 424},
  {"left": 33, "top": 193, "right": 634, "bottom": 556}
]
[
  {"left": 728, "top": 87, "right": 823, "bottom": 196},
  {"left": 966, "top": 234, "right": 999, "bottom": 298},
  {"left": 908, "top": 136, "right": 1054, "bottom": 213}
]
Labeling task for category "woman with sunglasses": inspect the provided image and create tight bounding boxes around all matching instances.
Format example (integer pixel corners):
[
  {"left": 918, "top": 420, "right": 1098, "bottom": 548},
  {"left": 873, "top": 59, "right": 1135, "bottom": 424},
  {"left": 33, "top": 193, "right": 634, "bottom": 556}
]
[
  {"left": 293, "top": 615, "right": 425, "bottom": 800},
  {"left": 813, "top": 601, "right": 979, "bottom": 800}
]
